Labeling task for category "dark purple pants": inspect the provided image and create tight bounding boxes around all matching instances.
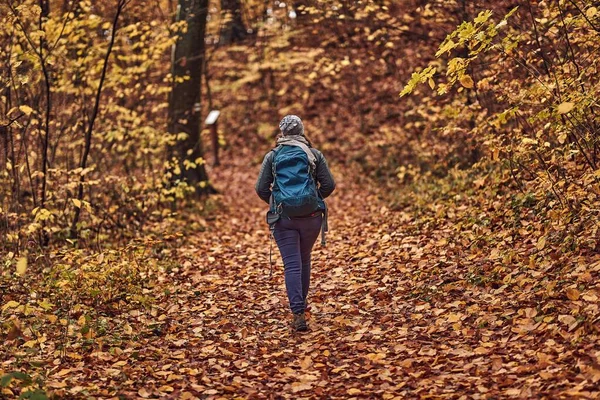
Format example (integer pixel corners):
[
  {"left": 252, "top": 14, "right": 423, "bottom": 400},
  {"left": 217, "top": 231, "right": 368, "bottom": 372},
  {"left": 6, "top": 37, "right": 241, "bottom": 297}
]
[{"left": 273, "top": 214, "right": 322, "bottom": 314}]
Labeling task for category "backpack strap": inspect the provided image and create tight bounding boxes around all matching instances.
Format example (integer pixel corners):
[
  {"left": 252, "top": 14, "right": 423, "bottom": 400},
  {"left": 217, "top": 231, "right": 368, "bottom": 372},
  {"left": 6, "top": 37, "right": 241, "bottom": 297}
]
[
  {"left": 276, "top": 140, "right": 316, "bottom": 174},
  {"left": 320, "top": 203, "right": 328, "bottom": 246},
  {"left": 270, "top": 146, "right": 280, "bottom": 178},
  {"left": 269, "top": 148, "right": 285, "bottom": 217}
]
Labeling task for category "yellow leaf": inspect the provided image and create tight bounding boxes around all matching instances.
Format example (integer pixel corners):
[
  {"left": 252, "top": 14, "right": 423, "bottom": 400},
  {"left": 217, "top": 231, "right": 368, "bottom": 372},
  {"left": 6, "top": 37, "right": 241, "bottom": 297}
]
[
  {"left": 522, "top": 138, "right": 538, "bottom": 145},
  {"left": 536, "top": 236, "right": 546, "bottom": 250},
  {"left": 557, "top": 102, "right": 574, "bottom": 114},
  {"left": 459, "top": 75, "right": 474, "bottom": 88},
  {"left": 447, "top": 313, "right": 461, "bottom": 323},
  {"left": 347, "top": 388, "right": 362, "bottom": 395},
  {"left": 72, "top": 198, "right": 82, "bottom": 208},
  {"left": 586, "top": 7, "right": 597, "bottom": 18},
  {"left": 16, "top": 257, "right": 27, "bottom": 276},
  {"left": 19, "top": 105, "right": 34, "bottom": 115},
  {"left": 428, "top": 78, "right": 435, "bottom": 90},
  {"left": 2, "top": 300, "right": 20, "bottom": 312}
]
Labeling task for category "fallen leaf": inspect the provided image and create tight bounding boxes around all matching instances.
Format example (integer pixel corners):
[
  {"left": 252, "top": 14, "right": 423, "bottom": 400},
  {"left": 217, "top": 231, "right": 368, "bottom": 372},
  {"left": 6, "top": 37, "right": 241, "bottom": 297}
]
[
  {"left": 447, "top": 313, "right": 461, "bottom": 323},
  {"left": 566, "top": 288, "right": 580, "bottom": 301},
  {"left": 300, "top": 356, "right": 312, "bottom": 370},
  {"left": 460, "top": 75, "right": 474, "bottom": 88},
  {"left": 557, "top": 102, "right": 574, "bottom": 114},
  {"left": 291, "top": 381, "right": 313, "bottom": 393},
  {"left": 16, "top": 257, "right": 27, "bottom": 276},
  {"left": 2, "top": 300, "right": 20, "bottom": 312},
  {"left": 558, "top": 314, "right": 577, "bottom": 326}
]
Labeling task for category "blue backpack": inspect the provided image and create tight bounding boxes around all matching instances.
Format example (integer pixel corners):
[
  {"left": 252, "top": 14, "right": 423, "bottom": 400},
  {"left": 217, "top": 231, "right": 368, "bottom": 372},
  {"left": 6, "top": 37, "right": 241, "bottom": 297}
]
[{"left": 271, "top": 145, "right": 320, "bottom": 218}]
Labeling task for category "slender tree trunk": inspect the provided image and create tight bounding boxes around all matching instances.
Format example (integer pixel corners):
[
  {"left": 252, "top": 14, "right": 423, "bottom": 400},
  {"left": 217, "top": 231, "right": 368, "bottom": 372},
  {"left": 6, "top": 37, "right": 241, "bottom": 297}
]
[
  {"left": 219, "top": 0, "right": 247, "bottom": 44},
  {"left": 39, "top": 0, "right": 51, "bottom": 210},
  {"left": 167, "top": 0, "right": 211, "bottom": 194},
  {"left": 70, "top": 0, "right": 126, "bottom": 237}
]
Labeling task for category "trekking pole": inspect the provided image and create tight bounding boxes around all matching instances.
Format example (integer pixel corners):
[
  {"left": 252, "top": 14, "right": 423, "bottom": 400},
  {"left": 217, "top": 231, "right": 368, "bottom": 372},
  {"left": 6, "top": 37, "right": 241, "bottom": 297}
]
[{"left": 269, "top": 229, "right": 274, "bottom": 279}]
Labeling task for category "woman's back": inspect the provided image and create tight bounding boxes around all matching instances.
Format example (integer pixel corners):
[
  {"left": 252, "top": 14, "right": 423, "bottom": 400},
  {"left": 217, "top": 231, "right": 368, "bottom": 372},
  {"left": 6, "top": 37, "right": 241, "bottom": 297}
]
[{"left": 255, "top": 115, "right": 335, "bottom": 332}]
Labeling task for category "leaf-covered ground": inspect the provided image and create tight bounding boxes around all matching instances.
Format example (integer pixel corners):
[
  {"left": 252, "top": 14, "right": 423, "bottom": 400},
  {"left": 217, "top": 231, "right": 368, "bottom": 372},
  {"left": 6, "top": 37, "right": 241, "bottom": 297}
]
[{"left": 2, "top": 146, "right": 600, "bottom": 399}]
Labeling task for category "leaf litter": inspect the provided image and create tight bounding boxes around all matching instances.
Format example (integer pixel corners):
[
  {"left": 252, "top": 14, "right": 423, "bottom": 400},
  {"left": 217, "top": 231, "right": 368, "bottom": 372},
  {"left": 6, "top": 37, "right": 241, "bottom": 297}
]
[{"left": 1, "top": 146, "right": 599, "bottom": 399}]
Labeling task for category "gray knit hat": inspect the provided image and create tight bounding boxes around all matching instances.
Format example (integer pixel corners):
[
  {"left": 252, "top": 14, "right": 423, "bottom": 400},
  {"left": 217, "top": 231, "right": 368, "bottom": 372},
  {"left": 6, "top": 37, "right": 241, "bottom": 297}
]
[{"left": 279, "top": 115, "right": 304, "bottom": 136}]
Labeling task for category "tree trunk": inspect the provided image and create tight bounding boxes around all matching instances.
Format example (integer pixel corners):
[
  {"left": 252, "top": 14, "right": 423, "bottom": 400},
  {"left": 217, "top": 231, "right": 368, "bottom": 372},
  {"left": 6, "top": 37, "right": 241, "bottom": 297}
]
[
  {"left": 220, "top": 0, "right": 247, "bottom": 44},
  {"left": 168, "top": 0, "right": 211, "bottom": 194},
  {"left": 70, "top": 0, "right": 126, "bottom": 237}
]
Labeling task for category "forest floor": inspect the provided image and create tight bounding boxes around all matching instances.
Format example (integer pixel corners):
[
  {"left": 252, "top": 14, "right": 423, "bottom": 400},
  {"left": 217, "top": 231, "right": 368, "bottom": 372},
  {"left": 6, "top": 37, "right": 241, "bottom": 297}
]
[{"left": 2, "top": 146, "right": 599, "bottom": 399}]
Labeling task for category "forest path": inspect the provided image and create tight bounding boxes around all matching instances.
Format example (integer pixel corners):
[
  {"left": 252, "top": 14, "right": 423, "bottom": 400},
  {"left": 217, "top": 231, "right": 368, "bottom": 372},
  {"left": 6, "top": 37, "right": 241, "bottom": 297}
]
[
  {"left": 135, "top": 147, "right": 594, "bottom": 399},
  {"left": 155, "top": 147, "right": 430, "bottom": 398}
]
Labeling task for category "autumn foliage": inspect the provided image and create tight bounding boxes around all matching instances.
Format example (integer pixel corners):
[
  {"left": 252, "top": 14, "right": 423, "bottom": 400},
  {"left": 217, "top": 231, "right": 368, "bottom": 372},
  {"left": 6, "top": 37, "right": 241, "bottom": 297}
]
[{"left": 1, "top": 0, "right": 599, "bottom": 398}]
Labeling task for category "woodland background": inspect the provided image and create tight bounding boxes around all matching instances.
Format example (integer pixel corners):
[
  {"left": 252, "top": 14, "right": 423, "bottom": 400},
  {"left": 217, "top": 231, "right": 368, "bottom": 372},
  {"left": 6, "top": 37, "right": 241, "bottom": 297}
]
[{"left": 1, "top": 0, "right": 599, "bottom": 398}]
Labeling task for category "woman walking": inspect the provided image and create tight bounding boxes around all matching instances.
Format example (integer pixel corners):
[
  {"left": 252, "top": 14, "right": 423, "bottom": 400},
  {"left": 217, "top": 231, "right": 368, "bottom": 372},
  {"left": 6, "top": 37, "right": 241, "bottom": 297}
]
[{"left": 255, "top": 115, "right": 336, "bottom": 332}]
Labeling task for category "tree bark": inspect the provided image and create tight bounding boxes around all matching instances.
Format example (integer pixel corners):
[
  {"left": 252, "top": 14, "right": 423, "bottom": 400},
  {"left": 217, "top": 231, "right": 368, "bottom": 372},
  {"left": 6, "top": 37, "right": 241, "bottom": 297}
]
[
  {"left": 39, "top": 0, "right": 51, "bottom": 210},
  {"left": 219, "top": 0, "right": 247, "bottom": 44},
  {"left": 168, "top": 0, "right": 211, "bottom": 193}
]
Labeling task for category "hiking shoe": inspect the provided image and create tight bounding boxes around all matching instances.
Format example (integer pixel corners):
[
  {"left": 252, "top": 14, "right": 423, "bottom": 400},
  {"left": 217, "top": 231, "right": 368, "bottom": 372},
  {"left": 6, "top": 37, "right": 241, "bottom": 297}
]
[{"left": 292, "top": 312, "right": 308, "bottom": 332}]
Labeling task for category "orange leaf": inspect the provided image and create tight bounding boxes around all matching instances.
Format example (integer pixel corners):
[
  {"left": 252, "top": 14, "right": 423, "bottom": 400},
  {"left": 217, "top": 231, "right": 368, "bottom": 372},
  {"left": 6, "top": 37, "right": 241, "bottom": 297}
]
[{"left": 566, "top": 288, "right": 580, "bottom": 301}]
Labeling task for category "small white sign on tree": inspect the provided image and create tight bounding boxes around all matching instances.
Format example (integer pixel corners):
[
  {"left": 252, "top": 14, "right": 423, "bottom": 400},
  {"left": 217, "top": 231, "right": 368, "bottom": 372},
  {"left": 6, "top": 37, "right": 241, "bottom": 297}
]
[
  {"left": 205, "top": 110, "right": 221, "bottom": 166},
  {"left": 205, "top": 110, "right": 220, "bottom": 126}
]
